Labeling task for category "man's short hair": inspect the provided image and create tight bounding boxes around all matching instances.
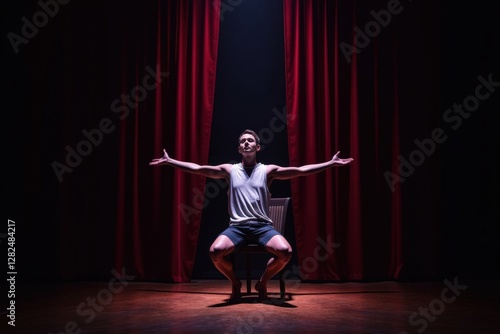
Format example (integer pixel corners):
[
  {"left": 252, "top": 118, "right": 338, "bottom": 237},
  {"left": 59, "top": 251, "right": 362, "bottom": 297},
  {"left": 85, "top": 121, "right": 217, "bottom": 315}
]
[{"left": 239, "top": 129, "right": 260, "bottom": 145}]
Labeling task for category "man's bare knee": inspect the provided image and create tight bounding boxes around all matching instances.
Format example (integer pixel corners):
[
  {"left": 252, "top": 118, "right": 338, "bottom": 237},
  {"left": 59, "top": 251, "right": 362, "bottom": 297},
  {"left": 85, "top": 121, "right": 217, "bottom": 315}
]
[
  {"left": 209, "top": 236, "right": 235, "bottom": 261},
  {"left": 280, "top": 247, "right": 293, "bottom": 262},
  {"left": 209, "top": 246, "right": 226, "bottom": 261},
  {"left": 271, "top": 247, "right": 292, "bottom": 263}
]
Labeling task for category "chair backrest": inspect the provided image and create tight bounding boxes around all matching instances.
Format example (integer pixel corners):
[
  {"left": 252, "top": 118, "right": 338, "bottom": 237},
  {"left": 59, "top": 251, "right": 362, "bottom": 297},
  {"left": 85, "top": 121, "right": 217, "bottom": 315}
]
[{"left": 268, "top": 197, "right": 290, "bottom": 234}]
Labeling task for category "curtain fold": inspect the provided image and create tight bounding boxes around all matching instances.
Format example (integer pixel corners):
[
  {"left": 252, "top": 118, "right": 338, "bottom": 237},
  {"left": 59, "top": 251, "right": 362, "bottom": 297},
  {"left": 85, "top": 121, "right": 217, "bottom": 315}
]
[
  {"left": 283, "top": 0, "right": 403, "bottom": 280},
  {"left": 114, "top": 0, "right": 220, "bottom": 282}
]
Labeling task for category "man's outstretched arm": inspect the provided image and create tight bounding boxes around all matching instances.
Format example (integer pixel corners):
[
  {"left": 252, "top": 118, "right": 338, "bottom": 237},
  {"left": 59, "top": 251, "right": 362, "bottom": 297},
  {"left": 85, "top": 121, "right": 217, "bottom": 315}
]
[
  {"left": 267, "top": 151, "right": 353, "bottom": 180},
  {"left": 150, "top": 149, "right": 230, "bottom": 179}
]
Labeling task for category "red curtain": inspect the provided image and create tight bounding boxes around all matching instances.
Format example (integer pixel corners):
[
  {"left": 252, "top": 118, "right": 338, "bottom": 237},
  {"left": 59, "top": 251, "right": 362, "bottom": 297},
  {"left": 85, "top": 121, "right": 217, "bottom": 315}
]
[
  {"left": 113, "top": 0, "right": 220, "bottom": 282},
  {"left": 283, "top": 0, "right": 403, "bottom": 280}
]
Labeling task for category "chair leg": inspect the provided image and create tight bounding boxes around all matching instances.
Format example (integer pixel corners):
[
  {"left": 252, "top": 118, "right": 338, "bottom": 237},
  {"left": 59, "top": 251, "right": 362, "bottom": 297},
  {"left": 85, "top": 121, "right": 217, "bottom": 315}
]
[
  {"left": 279, "top": 269, "right": 286, "bottom": 299},
  {"left": 246, "top": 253, "right": 251, "bottom": 294}
]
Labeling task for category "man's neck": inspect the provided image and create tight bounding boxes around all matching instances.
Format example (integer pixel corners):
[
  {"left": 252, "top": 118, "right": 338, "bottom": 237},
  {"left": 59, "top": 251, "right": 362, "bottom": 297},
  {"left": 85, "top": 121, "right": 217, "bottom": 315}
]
[{"left": 241, "top": 155, "right": 257, "bottom": 167}]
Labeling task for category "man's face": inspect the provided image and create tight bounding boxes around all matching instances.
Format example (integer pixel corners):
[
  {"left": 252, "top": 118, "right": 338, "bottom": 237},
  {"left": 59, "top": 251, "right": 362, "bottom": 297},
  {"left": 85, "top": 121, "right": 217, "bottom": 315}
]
[{"left": 238, "top": 134, "right": 260, "bottom": 154}]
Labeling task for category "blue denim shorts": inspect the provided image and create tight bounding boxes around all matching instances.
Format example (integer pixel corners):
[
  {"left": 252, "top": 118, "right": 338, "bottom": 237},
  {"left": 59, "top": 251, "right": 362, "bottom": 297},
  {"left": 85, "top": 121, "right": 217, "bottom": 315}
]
[{"left": 219, "top": 221, "right": 281, "bottom": 250}]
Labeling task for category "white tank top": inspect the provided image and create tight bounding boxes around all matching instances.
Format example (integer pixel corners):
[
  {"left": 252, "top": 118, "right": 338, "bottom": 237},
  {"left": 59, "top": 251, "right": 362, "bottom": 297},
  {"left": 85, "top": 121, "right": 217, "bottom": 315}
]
[{"left": 228, "top": 163, "right": 272, "bottom": 225}]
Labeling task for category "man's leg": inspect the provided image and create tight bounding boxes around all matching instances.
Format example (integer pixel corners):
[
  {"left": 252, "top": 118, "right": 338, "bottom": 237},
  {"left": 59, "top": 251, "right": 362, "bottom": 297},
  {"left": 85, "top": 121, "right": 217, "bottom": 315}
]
[
  {"left": 255, "top": 235, "right": 292, "bottom": 299},
  {"left": 209, "top": 235, "right": 241, "bottom": 299}
]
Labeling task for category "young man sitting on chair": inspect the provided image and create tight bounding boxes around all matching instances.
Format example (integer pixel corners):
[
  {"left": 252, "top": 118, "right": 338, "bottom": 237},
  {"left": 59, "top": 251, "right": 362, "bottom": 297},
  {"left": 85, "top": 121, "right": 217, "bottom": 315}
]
[{"left": 150, "top": 129, "right": 353, "bottom": 300}]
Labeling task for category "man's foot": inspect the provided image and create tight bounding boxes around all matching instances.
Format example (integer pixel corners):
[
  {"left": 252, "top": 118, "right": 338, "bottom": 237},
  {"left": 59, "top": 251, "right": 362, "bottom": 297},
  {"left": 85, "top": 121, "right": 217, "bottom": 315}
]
[
  {"left": 255, "top": 281, "right": 268, "bottom": 301},
  {"left": 229, "top": 281, "right": 242, "bottom": 300}
]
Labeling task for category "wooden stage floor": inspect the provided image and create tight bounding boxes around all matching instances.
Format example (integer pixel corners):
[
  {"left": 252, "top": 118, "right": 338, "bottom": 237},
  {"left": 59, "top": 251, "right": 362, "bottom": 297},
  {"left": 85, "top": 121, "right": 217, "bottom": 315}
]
[{"left": 8, "top": 279, "right": 500, "bottom": 333}]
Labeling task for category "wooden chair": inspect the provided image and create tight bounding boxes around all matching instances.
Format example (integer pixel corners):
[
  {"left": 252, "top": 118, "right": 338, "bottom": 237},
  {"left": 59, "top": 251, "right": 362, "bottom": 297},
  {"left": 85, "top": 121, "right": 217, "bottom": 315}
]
[{"left": 235, "top": 197, "right": 291, "bottom": 298}]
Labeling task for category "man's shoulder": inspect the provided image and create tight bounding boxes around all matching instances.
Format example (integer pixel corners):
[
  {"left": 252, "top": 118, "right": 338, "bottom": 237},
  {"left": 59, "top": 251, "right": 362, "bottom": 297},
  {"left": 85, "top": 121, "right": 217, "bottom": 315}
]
[
  {"left": 226, "top": 162, "right": 240, "bottom": 172},
  {"left": 258, "top": 162, "right": 271, "bottom": 171}
]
